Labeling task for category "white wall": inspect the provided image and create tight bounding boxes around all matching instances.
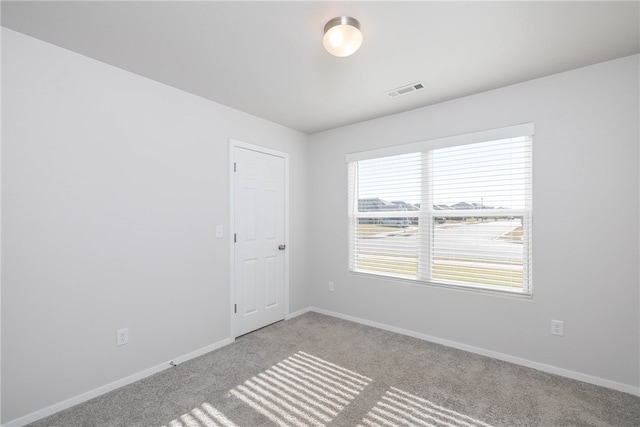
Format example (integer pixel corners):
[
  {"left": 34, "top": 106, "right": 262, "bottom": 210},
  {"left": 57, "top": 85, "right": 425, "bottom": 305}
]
[
  {"left": 1, "top": 28, "right": 309, "bottom": 423},
  {"left": 308, "top": 55, "right": 639, "bottom": 393}
]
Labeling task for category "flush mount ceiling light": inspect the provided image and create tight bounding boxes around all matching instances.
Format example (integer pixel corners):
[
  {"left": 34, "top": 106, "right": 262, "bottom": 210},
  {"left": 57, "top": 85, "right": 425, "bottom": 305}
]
[{"left": 323, "top": 16, "right": 363, "bottom": 57}]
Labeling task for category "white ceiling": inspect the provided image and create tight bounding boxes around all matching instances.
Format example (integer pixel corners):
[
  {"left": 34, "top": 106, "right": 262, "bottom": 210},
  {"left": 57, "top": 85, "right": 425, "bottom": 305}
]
[{"left": 2, "top": 1, "right": 639, "bottom": 134}]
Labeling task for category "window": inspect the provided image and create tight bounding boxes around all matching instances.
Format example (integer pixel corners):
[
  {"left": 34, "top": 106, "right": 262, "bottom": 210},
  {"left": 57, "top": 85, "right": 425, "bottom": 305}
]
[{"left": 347, "top": 124, "right": 533, "bottom": 294}]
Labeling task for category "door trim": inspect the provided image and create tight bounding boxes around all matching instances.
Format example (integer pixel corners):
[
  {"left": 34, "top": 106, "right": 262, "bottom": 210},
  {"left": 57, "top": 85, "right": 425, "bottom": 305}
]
[{"left": 229, "top": 139, "right": 290, "bottom": 340}]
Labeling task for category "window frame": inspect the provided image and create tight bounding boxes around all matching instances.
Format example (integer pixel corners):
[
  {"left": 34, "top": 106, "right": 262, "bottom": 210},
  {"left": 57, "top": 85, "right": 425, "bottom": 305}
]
[{"left": 346, "top": 124, "right": 533, "bottom": 296}]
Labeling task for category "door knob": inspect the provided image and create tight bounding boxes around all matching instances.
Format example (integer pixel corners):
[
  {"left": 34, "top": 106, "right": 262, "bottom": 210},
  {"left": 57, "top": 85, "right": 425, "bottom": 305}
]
[{"left": 278, "top": 244, "right": 286, "bottom": 250}]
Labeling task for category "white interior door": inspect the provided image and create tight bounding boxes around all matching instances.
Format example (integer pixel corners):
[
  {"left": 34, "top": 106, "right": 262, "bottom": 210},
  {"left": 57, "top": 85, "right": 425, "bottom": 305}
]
[{"left": 233, "top": 146, "right": 286, "bottom": 337}]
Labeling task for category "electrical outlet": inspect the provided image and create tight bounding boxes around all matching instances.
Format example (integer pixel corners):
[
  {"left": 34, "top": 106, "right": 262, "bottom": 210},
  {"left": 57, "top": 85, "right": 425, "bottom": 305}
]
[
  {"left": 117, "top": 328, "right": 129, "bottom": 346},
  {"left": 328, "top": 281, "right": 335, "bottom": 292},
  {"left": 551, "top": 320, "right": 564, "bottom": 336}
]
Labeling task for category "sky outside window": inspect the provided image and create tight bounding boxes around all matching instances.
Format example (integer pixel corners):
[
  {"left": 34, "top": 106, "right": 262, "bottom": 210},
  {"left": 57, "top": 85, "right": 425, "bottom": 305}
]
[{"left": 357, "top": 137, "right": 530, "bottom": 210}]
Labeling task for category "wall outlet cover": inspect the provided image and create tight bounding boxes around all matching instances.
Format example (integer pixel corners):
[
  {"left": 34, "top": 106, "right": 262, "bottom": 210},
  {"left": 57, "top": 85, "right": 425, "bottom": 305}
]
[
  {"left": 551, "top": 320, "right": 564, "bottom": 336},
  {"left": 117, "top": 328, "right": 129, "bottom": 346}
]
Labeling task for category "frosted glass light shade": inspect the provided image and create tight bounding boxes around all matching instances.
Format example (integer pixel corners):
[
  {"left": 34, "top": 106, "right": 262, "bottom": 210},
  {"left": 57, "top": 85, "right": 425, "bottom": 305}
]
[{"left": 323, "top": 16, "right": 363, "bottom": 57}]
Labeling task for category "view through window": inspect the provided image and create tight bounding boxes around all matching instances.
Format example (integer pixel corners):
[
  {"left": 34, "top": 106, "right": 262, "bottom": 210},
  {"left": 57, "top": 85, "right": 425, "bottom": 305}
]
[{"left": 348, "top": 130, "right": 532, "bottom": 294}]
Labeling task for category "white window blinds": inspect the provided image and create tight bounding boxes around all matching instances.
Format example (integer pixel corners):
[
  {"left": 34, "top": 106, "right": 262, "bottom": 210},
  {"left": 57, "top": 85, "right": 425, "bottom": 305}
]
[{"left": 347, "top": 125, "right": 533, "bottom": 294}]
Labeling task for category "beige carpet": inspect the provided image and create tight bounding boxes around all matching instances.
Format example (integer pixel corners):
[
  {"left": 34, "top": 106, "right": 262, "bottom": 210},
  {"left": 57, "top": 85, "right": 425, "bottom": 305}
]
[{"left": 28, "top": 312, "right": 640, "bottom": 426}]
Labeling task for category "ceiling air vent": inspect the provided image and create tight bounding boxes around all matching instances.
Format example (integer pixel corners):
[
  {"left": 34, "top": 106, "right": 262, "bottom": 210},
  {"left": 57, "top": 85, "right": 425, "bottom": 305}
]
[{"left": 387, "top": 82, "right": 425, "bottom": 98}]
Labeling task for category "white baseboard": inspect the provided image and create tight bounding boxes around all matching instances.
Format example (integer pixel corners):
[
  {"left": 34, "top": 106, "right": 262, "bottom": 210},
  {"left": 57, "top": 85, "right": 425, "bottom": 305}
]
[
  {"left": 286, "top": 306, "right": 312, "bottom": 320},
  {"left": 3, "top": 338, "right": 232, "bottom": 427},
  {"left": 309, "top": 307, "right": 640, "bottom": 397}
]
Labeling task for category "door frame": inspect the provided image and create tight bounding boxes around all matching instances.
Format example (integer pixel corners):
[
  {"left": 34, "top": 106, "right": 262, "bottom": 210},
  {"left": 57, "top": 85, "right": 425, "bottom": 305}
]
[{"left": 229, "top": 139, "right": 290, "bottom": 340}]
